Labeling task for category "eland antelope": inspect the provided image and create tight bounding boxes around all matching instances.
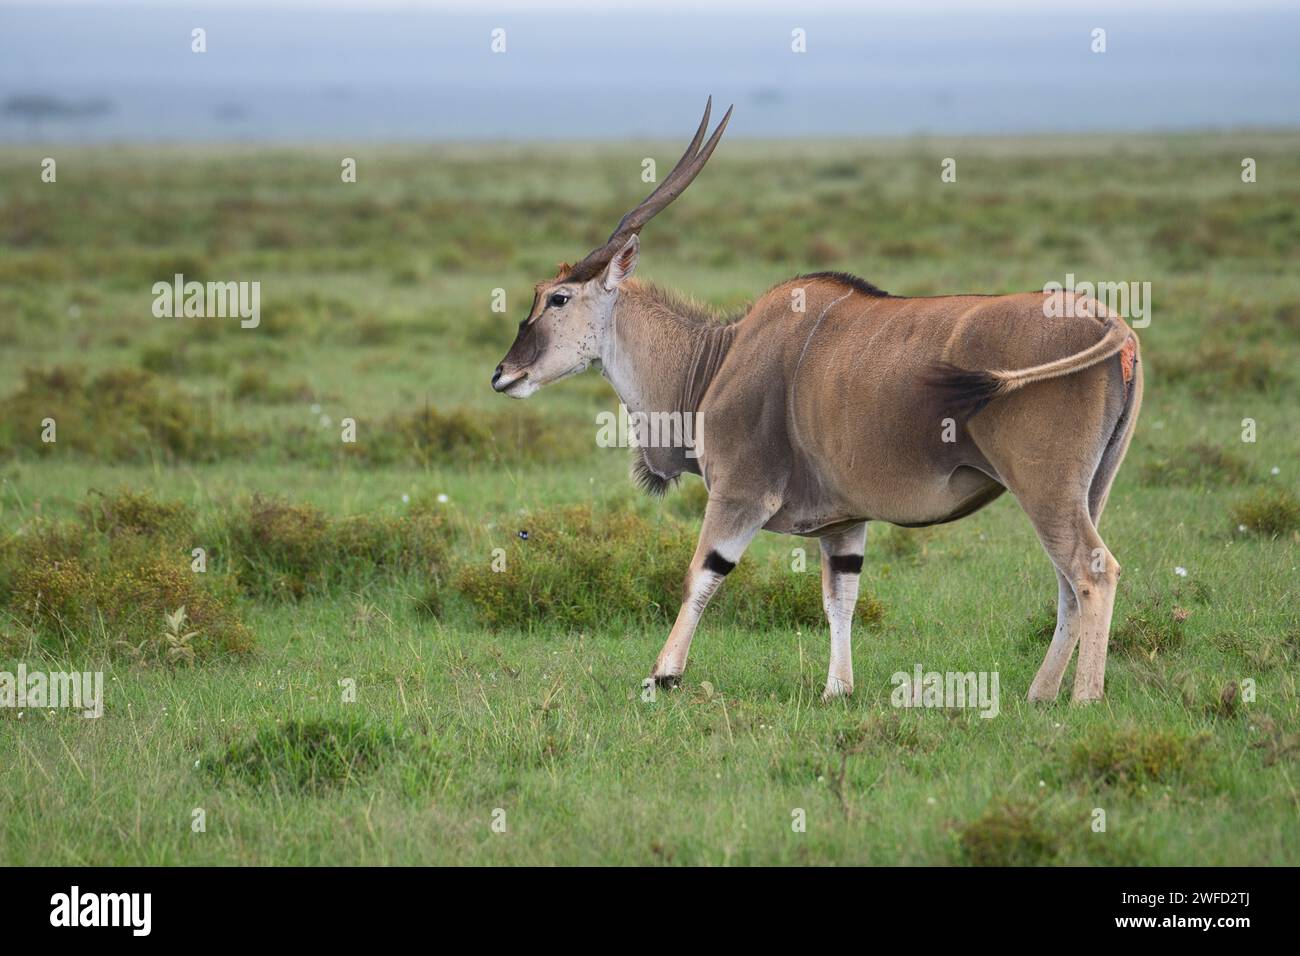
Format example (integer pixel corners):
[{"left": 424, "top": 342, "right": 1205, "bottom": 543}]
[{"left": 492, "top": 99, "right": 1142, "bottom": 703}]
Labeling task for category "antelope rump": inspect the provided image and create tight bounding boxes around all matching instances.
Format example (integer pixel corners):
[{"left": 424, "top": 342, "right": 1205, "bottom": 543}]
[{"left": 492, "top": 99, "right": 1143, "bottom": 704}]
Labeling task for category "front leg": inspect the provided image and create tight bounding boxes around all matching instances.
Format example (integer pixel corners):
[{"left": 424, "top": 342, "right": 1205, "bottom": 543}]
[
  {"left": 650, "top": 491, "right": 779, "bottom": 687},
  {"left": 819, "top": 523, "right": 867, "bottom": 700}
]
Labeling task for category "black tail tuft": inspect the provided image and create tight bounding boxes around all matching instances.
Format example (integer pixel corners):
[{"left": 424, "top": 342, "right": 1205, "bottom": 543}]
[{"left": 924, "top": 362, "right": 1003, "bottom": 420}]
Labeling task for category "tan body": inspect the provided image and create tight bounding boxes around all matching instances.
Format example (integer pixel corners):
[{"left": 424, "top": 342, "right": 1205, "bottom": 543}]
[
  {"left": 492, "top": 100, "right": 1143, "bottom": 703},
  {"left": 704, "top": 280, "right": 1135, "bottom": 536}
]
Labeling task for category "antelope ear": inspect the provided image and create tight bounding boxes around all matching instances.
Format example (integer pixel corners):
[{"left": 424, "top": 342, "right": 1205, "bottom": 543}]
[{"left": 602, "top": 235, "right": 639, "bottom": 291}]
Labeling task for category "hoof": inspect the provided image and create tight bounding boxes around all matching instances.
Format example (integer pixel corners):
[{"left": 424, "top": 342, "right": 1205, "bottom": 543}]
[
  {"left": 1026, "top": 687, "right": 1060, "bottom": 704},
  {"left": 653, "top": 673, "right": 683, "bottom": 689},
  {"left": 821, "top": 678, "right": 853, "bottom": 702}
]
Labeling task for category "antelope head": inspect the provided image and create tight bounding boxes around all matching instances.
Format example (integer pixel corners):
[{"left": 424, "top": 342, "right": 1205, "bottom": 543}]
[{"left": 491, "top": 98, "right": 732, "bottom": 398}]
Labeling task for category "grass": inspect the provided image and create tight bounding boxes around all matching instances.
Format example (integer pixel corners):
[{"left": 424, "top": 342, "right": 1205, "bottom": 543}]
[{"left": 0, "top": 134, "right": 1297, "bottom": 864}]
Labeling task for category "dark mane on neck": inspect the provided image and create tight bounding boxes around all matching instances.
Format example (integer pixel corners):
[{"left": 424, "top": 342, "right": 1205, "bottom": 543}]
[{"left": 797, "top": 271, "right": 892, "bottom": 297}]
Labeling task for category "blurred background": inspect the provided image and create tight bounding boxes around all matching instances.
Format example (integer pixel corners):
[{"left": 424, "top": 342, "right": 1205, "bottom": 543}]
[{"left": 2, "top": 0, "right": 1299, "bottom": 143}]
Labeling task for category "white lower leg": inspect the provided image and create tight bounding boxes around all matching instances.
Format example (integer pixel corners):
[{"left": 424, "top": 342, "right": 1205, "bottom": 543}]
[
  {"left": 651, "top": 569, "right": 722, "bottom": 681},
  {"left": 649, "top": 494, "right": 780, "bottom": 687},
  {"left": 820, "top": 527, "right": 866, "bottom": 700},
  {"left": 823, "top": 579, "right": 858, "bottom": 699},
  {"left": 1028, "top": 575, "right": 1080, "bottom": 702}
]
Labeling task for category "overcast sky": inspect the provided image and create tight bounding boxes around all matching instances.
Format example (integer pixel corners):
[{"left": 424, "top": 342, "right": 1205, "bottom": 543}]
[{"left": 2, "top": 1, "right": 1295, "bottom": 141}]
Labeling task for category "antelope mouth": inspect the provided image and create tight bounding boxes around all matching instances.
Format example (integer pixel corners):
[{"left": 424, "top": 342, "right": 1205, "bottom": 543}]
[{"left": 492, "top": 370, "right": 529, "bottom": 395}]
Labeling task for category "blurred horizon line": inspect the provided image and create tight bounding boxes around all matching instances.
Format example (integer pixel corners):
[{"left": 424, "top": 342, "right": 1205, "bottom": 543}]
[{"left": 3, "top": 5, "right": 1297, "bottom": 143}]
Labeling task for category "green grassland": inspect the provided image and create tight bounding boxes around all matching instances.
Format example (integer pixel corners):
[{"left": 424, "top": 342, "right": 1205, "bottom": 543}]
[{"left": 0, "top": 133, "right": 1296, "bottom": 865}]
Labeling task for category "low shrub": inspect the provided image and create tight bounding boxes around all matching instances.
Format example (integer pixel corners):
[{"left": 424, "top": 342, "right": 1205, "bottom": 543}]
[
  {"left": 958, "top": 798, "right": 1062, "bottom": 866},
  {"left": 1110, "top": 593, "right": 1190, "bottom": 658},
  {"left": 1231, "top": 487, "right": 1300, "bottom": 538},
  {"left": 450, "top": 504, "right": 884, "bottom": 632},
  {"left": 1067, "top": 726, "right": 1207, "bottom": 790},
  {"left": 218, "top": 494, "right": 448, "bottom": 600},
  {"left": 0, "top": 365, "right": 233, "bottom": 462},
  {"left": 1, "top": 523, "right": 251, "bottom": 662},
  {"left": 203, "top": 718, "right": 413, "bottom": 793}
]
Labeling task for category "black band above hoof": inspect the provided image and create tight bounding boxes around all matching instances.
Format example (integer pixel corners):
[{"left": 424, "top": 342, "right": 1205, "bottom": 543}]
[{"left": 653, "top": 673, "right": 683, "bottom": 689}]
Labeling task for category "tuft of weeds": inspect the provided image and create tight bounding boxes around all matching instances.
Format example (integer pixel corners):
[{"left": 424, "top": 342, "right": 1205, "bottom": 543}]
[
  {"left": 0, "top": 365, "right": 233, "bottom": 462},
  {"left": 450, "top": 503, "right": 885, "bottom": 632},
  {"left": 1249, "top": 715, "right": 1300, "bottom": 767},
  {"left": 957, "top": 798, "right": 1063, "bottom": 866},
  {"left": 728, "top": 564, "right": 885, "bottom": 630},
  {"left": 1230, "top": 487, "right": 1300, "bottom": 538},
  {"left": 203, "top": 718, "right": 413, "bottom": 793},
  {"left": 1207, "top": 680, "right": 1240, "bottom": 719},
  {"left": 1067, "top": 725, "right": 1208, "bottom": 791},
  {"left": 78, "top": 487, "right": 194, "bottom": 539},
  {"left": 1214, "top": 629, "right": 1299, "bottom": 672},
  {"left": 230, "top": 368, "right": 313, "bottom": 404},
  {"left": 1020, "top": 604, "right": 1059, "bottom": 647},
  {"left": 452, "top": 505, "right": 694, "bottom": 631},
  {"left": 0, "top": 366, "right": 578, "bottom": 469},
  {"left": 838, "top": 711, "right": 936, "bottom": 755},
  {"left": 1140, "top": 442, "right": 1250, "bottom": 487},
  {"left": 138, "top": 341, "right": 231, "bottom": 377},
  {"left": 1110, "top": 592, "right": 1190, "bottom": 658},
  {"left": 301, "top": 404, "right": 590, "bottom": 468},
  {"left": 2, "top": 531, "right": 252, "bottom": 662},
  {"left": 218, "top": 494, "right": 448, "bottom": 601}
]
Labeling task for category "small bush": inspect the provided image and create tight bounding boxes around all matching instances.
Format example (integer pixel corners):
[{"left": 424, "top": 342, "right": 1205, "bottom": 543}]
[
  {"left": 453, "top": 505, "right": 693, "bottom": 631},
  {"left": 665, "top": 478, "right": 709, "bottom": 521},
  {"left": 1067, "top": 726, "right": 1207, "bottom": 790},
  {"left": 231, "top": 368, "right": 313, "bottom": 404},
  {"left": 0, "top": 365, "right": 231, "bottom": 462},
  {"left": 1111, "top": 593, "right": 1189, "bottom": 658},
  {"left": 0, "top": 491, "right": 254, "bottom": 661},
  {"left": 203, "top": 718, "right": 410, "bottom": 793},
  {"left": 79, "top": 488, "right": 194, "bottom": 539},
  {"left": 219, "top": 494, "right": 447, "bottom": 600},
  {"left": 1231, "top": 487, "right": 1300, "bottom": 538},
  {"left": 450, "top": 504, "right": 885, "bottom": 632},
  {"left": 729, "top": 565, "right": 885, "bottom": 630},
  {"left": 958, "top": 799, "right": 1062, "bottom": 866},
  {"left": 3, "top": 532, "right": 251, "bottom": 661},
  {"left": 353, "top": 404, "right": 586, "bottom": 467}
]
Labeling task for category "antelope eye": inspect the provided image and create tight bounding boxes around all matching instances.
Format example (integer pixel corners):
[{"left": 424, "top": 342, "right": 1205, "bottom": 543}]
[{"left": 548, "top": 293, "right": 570, "bottom": 308}]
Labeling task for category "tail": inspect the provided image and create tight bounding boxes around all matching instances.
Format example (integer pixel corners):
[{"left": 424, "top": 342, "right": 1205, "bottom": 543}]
[{"left": 928, "top": 318, "right": 1133, "bottom": 418}]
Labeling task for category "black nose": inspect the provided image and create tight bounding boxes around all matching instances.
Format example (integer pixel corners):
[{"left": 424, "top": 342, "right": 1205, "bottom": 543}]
[{"left": 491, "top": 365, "right": 503, "bottom": 387}]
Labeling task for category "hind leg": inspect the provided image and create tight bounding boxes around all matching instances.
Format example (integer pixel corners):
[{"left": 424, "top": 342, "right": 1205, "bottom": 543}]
[
  {"left": 1021, "top": 502, "right": 1119, "bottom": 703},
  {"left": 1027, "top": 570, "right": 1079, "bottom": 702},
  {"left": 1067, "top": 359, "right": 1140, "bottom": 699},
  {"left": 1071, "top": 533, "right": 1120, "bottom": 702}
]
